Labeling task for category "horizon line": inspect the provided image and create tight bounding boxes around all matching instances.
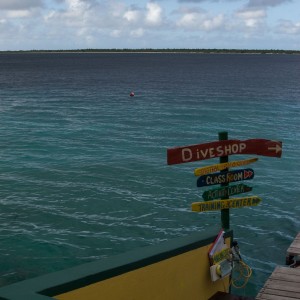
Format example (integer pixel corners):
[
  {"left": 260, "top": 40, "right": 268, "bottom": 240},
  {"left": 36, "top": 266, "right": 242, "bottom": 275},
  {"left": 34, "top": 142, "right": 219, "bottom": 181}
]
[{"left": 1, "top": 48, "right": 300, "bottom": 54}]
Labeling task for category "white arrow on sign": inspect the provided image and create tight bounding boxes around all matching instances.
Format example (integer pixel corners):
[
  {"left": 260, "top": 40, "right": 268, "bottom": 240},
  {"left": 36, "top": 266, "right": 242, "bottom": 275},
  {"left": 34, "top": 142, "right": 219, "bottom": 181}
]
[{"left": 268, "top": 144, "right": 282, "bottom": 154}]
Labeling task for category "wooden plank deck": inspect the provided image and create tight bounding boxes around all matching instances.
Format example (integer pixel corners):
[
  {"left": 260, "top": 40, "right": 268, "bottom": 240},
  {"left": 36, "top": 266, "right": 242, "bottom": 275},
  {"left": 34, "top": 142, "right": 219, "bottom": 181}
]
[
  {"left": 256, "top": 232, "right": 300, "bottom": 300},
  {"left": 287, "top": 232, "right": 300, "bottom": 256},
  {"left": 286, "top": 232, "right": 300, "bottom": 266},
  {"left": 256, "top": 266, "right": 300, "bottom": 300}
]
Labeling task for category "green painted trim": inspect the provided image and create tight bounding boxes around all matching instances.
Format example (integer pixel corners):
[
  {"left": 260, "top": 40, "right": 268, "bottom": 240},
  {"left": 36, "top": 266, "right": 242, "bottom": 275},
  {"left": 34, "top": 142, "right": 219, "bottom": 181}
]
[{"left": 0, "top": 229, "right": 233, "bottom": 300}]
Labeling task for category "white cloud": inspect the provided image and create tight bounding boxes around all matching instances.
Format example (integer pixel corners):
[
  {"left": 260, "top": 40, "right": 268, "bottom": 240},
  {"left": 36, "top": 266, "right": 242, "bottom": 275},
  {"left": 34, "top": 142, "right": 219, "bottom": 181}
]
[
  {"left": 202, "top": 14, "right": 224, "bottom": 30},
  {"left": 109, "top": 2, "right": 127, "bottom": 18},
  {"left": 176, "top": 9, "right": 224, "bottom": 31},
  {"left": 66, "top": 0, "right": 86, "bottom": 11},
  {"left": 145, "top": 2, "right": 163, "bottom": 26},
  {"left": 130, "top": 28, "right": 144, "bottom": 37},
  {"left": 110, "top": 29, "right": 122, "bottom": 38},
  {"left": 6, "top": 10, "right": 32, "bottom": 18},
  {"left": 277, "top": 20, "right": 300, "bottom": 34},
  {"left": 237, "top": 9, "right": 266, "bottom": 19},
  {"left": 177, "top": 12, "right": 199, "bottom": 28},
  {"left": 123, "top": 9, "right": 140, "bottom": 23},
  {"left": 0, "top": 0, "right": 299, "bottom": 50},
  {"left": 236, "top": 9, "right": 266, "bottom": 28}
]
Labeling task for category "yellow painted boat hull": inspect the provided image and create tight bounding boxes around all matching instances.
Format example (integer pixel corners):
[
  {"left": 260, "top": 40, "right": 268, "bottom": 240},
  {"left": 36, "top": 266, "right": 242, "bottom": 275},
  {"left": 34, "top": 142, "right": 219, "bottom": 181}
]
[{"left": 0, "top": 229, "right": 233, "bottom": 300}]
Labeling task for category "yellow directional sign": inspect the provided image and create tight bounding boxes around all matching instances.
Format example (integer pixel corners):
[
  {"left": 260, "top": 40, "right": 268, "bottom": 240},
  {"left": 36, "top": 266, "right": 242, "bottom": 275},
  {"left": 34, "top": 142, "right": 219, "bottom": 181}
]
[
  {"left": 191, "top": 196, "right": 261, "bottom": 212},
  {"left": 194, "top": 157, "right": 258, "bottom": 176}
]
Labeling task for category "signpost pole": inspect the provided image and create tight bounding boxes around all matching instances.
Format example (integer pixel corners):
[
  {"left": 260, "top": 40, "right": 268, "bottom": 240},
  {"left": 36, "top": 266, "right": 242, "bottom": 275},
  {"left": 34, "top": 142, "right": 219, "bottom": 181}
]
[{"left": 219, "top": 132, "right": 230, "bottom": 230}]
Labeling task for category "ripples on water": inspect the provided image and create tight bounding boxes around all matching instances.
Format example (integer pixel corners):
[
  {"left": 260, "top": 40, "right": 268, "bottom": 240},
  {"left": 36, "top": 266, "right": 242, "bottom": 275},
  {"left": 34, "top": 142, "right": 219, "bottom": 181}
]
[{"left": 0, "top": 53, "right": 299, "bottom": 296}]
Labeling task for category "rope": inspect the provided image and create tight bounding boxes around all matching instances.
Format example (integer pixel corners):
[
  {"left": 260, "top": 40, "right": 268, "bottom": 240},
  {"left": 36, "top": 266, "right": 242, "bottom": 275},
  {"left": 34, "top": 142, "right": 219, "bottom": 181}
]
[
  {"left": 230, "top": 242, "right": 252, "bottom": 289},
  {"left": 230, "top": 259, "right": 252, "bottom": 289}
]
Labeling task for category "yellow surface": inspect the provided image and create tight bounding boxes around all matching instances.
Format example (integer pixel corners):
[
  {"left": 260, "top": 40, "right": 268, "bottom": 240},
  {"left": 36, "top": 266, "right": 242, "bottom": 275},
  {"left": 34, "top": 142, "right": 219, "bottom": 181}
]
[
  {"left": 192, "top": 196, "right": 262, "bottom": 212},
  {"left": 212, "top": 248, "right": 231, "bottom": 264},
  {"left": 194, "top": 157, "right": 258, "bottom": 176},
  {"left": 55, "top": 238, "right": 231, "bottom": 300}
]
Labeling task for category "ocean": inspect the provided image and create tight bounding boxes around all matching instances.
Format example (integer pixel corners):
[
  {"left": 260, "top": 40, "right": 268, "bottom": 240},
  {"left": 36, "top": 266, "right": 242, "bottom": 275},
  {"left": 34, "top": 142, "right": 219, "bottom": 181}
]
[{"left": 0, "top": 52, "right": 299, "bottom": 297}]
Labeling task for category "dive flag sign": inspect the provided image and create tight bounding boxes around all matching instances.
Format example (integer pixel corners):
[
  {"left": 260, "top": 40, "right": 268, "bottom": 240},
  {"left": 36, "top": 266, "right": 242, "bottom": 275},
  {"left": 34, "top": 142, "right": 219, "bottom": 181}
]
[
  {"left": 194, "top": 157, "right": 258, "bottom": 176},
  {"left": 197, "top": 168, "right": 254, "bottom": 187},
  {"left": 191, "top": 196, "right": 261, "bottom": 212},
  {"left": 167, "top": 139, "right": 282, "bottom": 165},
  {"left": 202, "top": 184, "right": 252, "bottom": 201}
]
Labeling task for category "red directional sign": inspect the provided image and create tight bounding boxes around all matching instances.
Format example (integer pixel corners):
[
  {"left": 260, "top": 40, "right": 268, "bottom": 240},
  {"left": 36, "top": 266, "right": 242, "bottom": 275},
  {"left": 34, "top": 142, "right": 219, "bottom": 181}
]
[{"left": 167, "top": 139, "right": 282, "bottom": 165}]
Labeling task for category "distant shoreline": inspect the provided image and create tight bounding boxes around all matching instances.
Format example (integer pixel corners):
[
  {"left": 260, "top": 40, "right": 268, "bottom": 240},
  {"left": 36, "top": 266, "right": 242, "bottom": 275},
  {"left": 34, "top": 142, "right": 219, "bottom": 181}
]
[{"left": 1, "top": 49, "right": 300, "bottom": 55}]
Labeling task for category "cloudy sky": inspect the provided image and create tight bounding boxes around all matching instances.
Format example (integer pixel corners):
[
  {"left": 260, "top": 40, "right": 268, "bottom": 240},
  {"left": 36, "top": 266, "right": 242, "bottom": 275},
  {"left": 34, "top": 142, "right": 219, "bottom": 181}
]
[{"left": 0, "top": 0, "right": 299, "bottom": 50}]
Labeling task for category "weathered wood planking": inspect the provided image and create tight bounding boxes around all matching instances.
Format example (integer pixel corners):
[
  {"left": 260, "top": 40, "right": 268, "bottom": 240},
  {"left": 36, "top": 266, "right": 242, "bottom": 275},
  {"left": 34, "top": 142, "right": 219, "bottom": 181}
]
[
  {"left": 256, "top": 266, "right": 300, "bottom": 300},
  {"left": 287, "top": 232, "right": 300, "bottom": 256}
]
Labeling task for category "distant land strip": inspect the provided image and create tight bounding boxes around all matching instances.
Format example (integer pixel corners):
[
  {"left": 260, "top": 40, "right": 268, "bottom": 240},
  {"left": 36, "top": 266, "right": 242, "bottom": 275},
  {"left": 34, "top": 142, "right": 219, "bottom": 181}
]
[{"left": 1, "top": 48, "right": 300, "bottom": 55}]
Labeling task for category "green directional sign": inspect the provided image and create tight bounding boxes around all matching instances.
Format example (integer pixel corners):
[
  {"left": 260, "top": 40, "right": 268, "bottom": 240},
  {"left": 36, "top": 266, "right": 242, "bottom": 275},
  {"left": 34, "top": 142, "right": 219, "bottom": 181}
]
[{"left": 202, "top": 184, "right": 252, "bottom": 201}]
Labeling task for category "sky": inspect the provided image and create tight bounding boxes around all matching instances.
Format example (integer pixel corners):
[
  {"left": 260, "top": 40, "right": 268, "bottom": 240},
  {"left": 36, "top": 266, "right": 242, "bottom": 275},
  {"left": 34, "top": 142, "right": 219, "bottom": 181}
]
[{"left": 0, "top": 0, "right": 299, "bottom": 50}]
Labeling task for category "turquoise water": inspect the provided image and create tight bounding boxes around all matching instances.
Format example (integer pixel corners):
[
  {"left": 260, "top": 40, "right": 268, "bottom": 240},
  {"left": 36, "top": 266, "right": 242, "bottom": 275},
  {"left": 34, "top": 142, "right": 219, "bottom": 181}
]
[{"left": 0, "top": 53, "right": 299, "bottom": 296}]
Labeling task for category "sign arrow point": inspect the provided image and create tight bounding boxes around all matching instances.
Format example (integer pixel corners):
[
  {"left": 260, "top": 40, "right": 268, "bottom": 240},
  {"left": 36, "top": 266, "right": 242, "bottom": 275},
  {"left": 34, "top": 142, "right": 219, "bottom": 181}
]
[{"left": 268, "top": 144, "right": 282, "bottom": 153}]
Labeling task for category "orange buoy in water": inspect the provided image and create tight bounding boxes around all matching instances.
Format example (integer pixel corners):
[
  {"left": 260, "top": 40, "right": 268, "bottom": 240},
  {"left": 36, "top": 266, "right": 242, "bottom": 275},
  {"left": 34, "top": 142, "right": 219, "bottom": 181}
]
[{"left": 130, "top": 91, "right": 135, "bottom": 97}]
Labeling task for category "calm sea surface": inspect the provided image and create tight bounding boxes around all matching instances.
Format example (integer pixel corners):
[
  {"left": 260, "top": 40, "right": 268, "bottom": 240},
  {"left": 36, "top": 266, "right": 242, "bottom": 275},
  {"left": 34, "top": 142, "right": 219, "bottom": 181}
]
[{"left": 0, "top": 53, "right": 299, "bottom": 296}]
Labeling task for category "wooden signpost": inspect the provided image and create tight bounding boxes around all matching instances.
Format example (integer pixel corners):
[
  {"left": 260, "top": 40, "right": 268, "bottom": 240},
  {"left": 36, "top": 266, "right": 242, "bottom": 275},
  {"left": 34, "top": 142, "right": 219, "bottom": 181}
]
[
  {"left": 197, "top": 168, "right": 254, "bottom": 187},
  {"left": 194, "top": 157, "right": 258, "bottom": 176},
  {"left": 202, "top": 184, "right": 252, "bottom": 201},
  {"left": 166, "top": 132, "right": 282, "bottom": 230}
]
